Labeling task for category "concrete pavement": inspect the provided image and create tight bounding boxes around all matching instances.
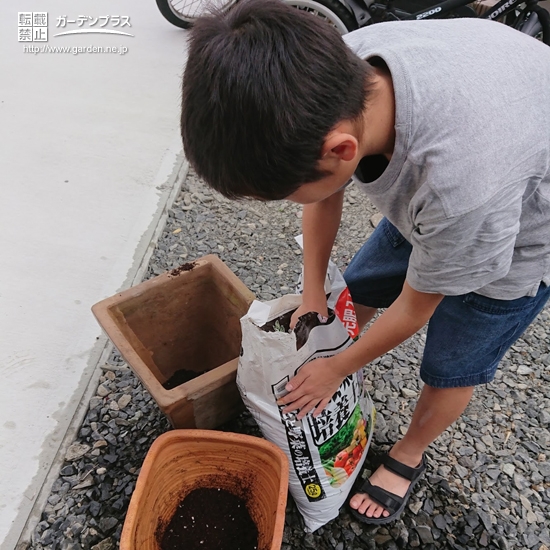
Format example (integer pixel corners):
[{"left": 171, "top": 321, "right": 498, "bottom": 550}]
[{"left": 0, "top": 1, "right": 189, "bottom": 547}]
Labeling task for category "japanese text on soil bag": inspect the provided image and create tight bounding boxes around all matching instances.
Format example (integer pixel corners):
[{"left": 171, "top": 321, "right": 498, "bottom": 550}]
[
  {"left": 307, "top": 375, "right": 357, "bottom": 446},
  {"left": 273, "top": 377, "right": 326, "bottom": 502},
  {"left": 335, "top": 288, "right": 359, "bottom": 338}
]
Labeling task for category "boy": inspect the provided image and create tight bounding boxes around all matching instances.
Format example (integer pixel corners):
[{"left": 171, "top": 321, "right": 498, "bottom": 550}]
[{"left": 180, "top": 0, "right": 550, "bottom": 524}]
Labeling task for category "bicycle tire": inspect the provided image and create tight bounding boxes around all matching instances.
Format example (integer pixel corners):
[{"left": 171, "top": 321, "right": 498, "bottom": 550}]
[
  {"left": 155, "top": 0, "right": 236, "bottom": 29},
  {"left": 284, "top": 0, "right": 358, "bottom": 34},
  {"left": 532, "top": 5, "right": 550, "bottom": 44},
  {"left": 512, "top": 4, "right": 550, "bottom": 44}
]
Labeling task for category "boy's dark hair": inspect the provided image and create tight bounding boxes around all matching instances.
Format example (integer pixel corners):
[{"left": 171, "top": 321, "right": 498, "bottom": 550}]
[{"left": 181, "top": 0, "right": 373, "bottom": 200}]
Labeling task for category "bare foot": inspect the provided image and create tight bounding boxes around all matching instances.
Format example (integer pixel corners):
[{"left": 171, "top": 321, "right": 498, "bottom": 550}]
[{"left": 349, "top": 445, "right": 422, "bottom": 519}]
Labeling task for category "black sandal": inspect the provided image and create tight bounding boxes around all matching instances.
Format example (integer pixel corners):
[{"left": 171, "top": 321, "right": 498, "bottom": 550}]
[{"left": 348, "top": 453, "right": 426, "bottom": 525}]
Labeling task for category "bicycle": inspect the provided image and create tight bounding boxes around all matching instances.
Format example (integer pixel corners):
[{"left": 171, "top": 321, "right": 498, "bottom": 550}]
[
  {"left": 155, "top": 0, "right": 237, "bottom": 28},
  {"left": 285, "top": 0, "right": 550, "bottom": 41},
  {"left": 156, "top": 0, "right": 550, "bottom": 44}
]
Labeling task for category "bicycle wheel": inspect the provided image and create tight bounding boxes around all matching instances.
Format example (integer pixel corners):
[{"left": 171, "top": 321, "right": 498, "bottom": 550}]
[
  {"left": 528, "top": 6, "right": 550, "bottom": 44},
  {"left": 511, "top": 5, "right": 550, "bottom": 44},
  {"left": 155, "top": 0, "right": 237, "bottom": 28},
  {"left": 284, "top": 0, "right": 358, "bottom": 34}
]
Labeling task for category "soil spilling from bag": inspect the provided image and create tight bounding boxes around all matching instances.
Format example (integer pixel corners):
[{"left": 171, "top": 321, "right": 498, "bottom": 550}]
[
  {"left": 160, "top": 488, "right": 259, "bottom": 550},
  {"left": 162, "top": 368, "right": 207, "bottom": 389}
]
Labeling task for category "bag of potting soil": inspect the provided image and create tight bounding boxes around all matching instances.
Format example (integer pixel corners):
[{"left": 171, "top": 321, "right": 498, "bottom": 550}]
[{"left": 236, "top": 255, "right": 376, "bottom": 532}]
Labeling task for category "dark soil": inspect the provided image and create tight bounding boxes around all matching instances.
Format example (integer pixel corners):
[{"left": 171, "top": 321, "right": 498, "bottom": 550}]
[
  {"left": 293, "top": 310, "right": 331, "bottom": 350},
  {"left": 162, "top": 368, "right": 207, "bottom": 389},
  {"left": 169, "top": 261, "right": 196, "bottom": 277},
  {"left": 261, "top": 308, "right": 334, "bottom": 350},
  {"left": 260, "top": 308, "right": 296, "bottom": 333},
  {"left": 160, "top": 488, "right": 259, "bottom": 550}
]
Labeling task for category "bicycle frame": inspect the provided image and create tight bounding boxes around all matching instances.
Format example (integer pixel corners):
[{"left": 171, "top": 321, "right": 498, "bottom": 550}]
[
  {"left": 412, "top": 0, "right": 524, "bottom": 21},
  {"left": 349, "top": 0, "right": 537, "bottom": 26}
]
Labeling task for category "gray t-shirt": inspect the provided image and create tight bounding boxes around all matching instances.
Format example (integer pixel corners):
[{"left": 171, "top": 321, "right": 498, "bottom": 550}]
[{"left": 344, "top": 19, "right": 550, "bottom": 299}]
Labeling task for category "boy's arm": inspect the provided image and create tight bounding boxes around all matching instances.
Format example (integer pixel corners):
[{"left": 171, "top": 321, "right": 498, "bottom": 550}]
[
  {"left": 336, "top": 281, "right": 443, "bottom": 373},
  {"left": 290, "top": 188, "right": 345, "bottom": 326},
  {"left": 280, "top": 281, "right": 444, "bottom": 418}
]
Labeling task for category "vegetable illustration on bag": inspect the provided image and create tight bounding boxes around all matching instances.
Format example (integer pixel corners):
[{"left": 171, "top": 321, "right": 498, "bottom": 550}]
[{"left": 237, "top": 251, "right": 375, "bottom": 532}]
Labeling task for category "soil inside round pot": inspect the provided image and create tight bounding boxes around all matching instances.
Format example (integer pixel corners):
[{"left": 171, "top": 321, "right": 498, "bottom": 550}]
[{"left": 159, "top": 488, "right": 259, "bottom": 550}]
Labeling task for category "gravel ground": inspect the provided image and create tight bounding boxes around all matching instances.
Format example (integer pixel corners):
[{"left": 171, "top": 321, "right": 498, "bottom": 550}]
[{"left": 29, "top": 169, "right": 550, "bottom": 550}]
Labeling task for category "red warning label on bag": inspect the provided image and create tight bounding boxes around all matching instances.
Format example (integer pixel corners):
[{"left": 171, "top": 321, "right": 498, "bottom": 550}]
[{"left": 334, "top": 288, "right": 359, "bottom": 339}]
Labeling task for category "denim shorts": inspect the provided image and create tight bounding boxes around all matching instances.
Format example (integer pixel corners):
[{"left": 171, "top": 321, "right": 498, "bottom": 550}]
[{"left": 344, "top": 217, "right": 550, "bottom": 388}]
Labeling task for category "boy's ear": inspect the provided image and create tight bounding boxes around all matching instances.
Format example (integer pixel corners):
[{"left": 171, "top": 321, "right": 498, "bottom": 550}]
[{"left": 321, "top": 132, "right": 358, "bottom": 163}]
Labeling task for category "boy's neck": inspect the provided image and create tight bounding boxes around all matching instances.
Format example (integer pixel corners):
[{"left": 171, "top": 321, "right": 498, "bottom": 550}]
[{"left": 358, "top": 65, "right": 396, "bottom": 161}]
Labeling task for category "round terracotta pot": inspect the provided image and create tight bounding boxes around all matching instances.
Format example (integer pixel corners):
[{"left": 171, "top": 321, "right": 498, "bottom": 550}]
[{"left": 120, "top": 430, "right": 289, "bottom": 550}]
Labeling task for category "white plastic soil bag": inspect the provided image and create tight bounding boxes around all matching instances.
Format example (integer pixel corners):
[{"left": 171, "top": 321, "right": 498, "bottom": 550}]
[{"left": 236, "top": 260, "right": 376, "bottom": 532}]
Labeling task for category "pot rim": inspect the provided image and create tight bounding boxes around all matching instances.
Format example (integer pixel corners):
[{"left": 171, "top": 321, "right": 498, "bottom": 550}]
[{"left": 121, "top": 429, "right": 289, "bottom": 550}]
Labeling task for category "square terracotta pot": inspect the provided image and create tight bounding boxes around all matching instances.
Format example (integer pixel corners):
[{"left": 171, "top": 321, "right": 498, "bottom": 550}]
[
  {"left": 92, "top": 255, "right": 255, "bottom": 429},
  {"left": 120, "top": 430, "right": 289, "bottom": 550}
]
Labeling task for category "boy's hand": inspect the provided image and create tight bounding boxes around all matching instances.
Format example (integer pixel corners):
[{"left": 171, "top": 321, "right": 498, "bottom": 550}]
[
  {"left": 277, "top": 356, "right": 345, "bottom": 420},
  {"left": 290, "top": 298, "right": 329, "bottom": 329}
]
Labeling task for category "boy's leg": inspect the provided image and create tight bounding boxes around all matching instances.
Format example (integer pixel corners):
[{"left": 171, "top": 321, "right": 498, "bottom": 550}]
[
  {"left": 344, "top": 216, "right": 412, "bottom": 516},
  {"left": 350, "top": 282, "right": 550, "bottom": 520},
  {"left": 355, "top": 304, "right": 377, "bottom": 330},
  {"left": 344, "top": 216, "right": 412, "bottom": 314},
  {"left": 350, "top": 384, "right": 474, "bottom": 518}
]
